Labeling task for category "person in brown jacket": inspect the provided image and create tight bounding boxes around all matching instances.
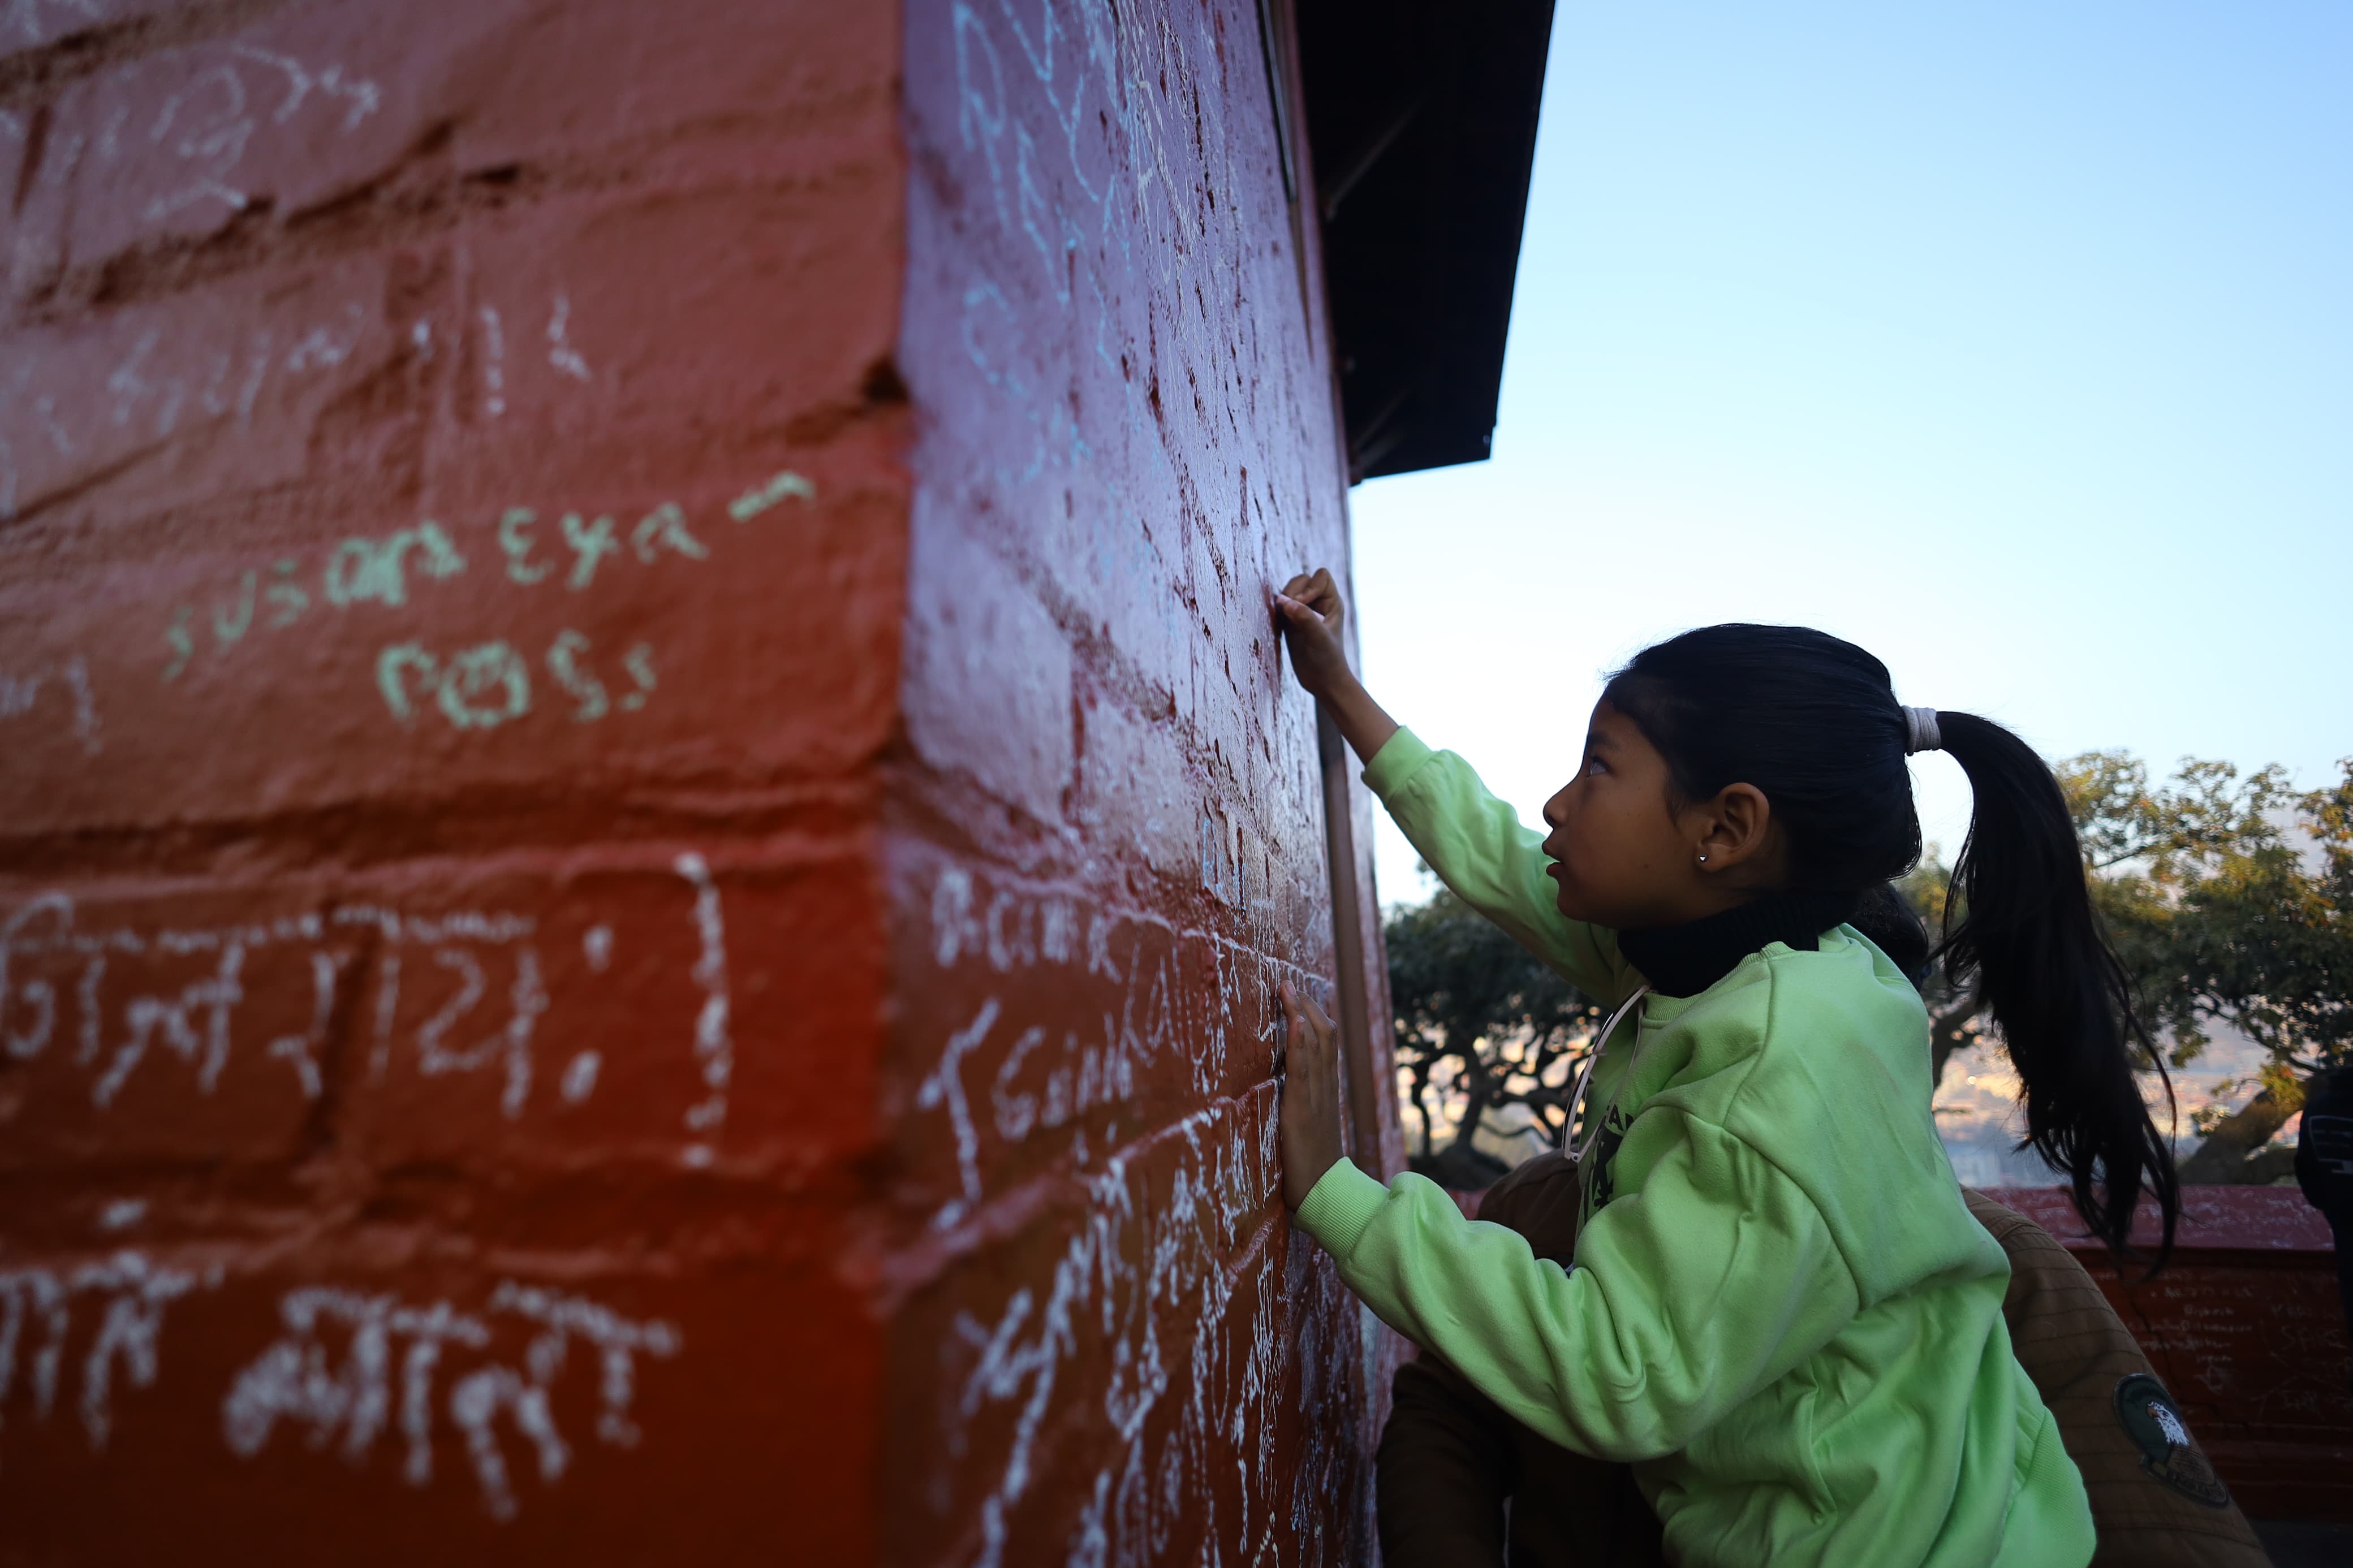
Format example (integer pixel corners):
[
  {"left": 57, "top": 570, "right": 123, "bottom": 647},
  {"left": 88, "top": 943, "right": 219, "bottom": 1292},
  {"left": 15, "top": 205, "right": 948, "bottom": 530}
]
[{"left": 1378, "top": 1150, "right": 2274, "bottom": 1567}]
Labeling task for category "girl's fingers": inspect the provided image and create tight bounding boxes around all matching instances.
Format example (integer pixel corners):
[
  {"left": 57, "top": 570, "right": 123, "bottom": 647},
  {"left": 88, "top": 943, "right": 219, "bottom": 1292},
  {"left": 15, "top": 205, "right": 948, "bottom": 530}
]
[
  {"left": 1282, "top": 983, "right": 1338, "bottom": 1064},
  {"left": 1298, "top": 989, "right": 1333, "bottom": 1038},
  {"left": 1280, "top": 984, "right": 1313, "bottom": 1061},
  {"left": 1274, "top": 591, "right": 1330, "bottom": 632},
  {"left": 1277, "top": 570, "right": 1343, "bottom": 625}
]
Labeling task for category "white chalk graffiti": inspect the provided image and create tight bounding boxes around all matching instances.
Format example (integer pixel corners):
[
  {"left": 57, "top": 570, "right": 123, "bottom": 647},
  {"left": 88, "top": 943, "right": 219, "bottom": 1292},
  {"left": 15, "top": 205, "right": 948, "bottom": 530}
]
[
  {"left": 0, "top": 656, "right": 102, "bottom": 755},
  {"left": 5, "top": 0, "right": 102, "bottom": 48},
  {"left": 0, "top": 896, "right": 532, "bottom": 1114},
  {"left": 0, "top": 1251, "right": 222, "bottom": 1452},
  {"left": 0, "top": 1253, "right": 683, "bottom": 1518},
  {"left": 0, "top": 287, "right": 596, "bottom": 530},
  {"left": 0, "top": 299, "right": 350, "bottom": 523},
  {"left": 909, "top": 852, "right": 1364, "bottom": 1565},
  {"left": 675, "top": 852, "right": 734, "bottom": 1166},
  {"left": 63, "top": 41, "right": 381, "bottom": 227},
  {"left": 545, "top": 294, "right": 592, "bottom": 382},
  {"left": 910, "top": 0, "right": 1388, "bottom": 1396},
  {"left": 149, "top": 472, "right": 809, "bottom": 739},
  {"left": 460, "top": 294, "right": 598, "bottom": 418},
  {"left": 223, "top": 1280, "right": 680, "bottom": 1521},
  {"left": 377, "top": 638, "right": 534, "bottom": 730},
  {"left": 726, "top": 469, "right": 817, "bottom": 521},
  {"left": 322, "top": 522, "right": 468, "bottom": 611},
  {"left": 0, "top": 858, "right": 729, "bottom": 1138},
  {"left": 939, "top": 1094, "right": 1360, "bottom": 1567}
]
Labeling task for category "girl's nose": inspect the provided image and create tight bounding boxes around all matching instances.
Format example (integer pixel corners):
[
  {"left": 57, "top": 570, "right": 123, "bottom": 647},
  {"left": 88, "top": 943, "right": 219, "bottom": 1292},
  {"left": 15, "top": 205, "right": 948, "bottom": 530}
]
[{"left": 1542, "top": 785, "right": 1572, "bottom": 830}]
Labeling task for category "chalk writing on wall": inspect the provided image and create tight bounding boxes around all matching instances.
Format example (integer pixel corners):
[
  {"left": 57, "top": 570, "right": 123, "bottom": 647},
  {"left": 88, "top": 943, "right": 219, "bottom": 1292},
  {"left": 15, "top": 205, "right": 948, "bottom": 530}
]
[
  {"left": 904, "top": 856, "right": 1360, "bottom": 1564},
  {"left": 674, "top": 851, "right": 734, "bottom": 1167},
  {"left": 0, "top": 1251, "right": 222, "bottom": 1452},
  {"left": 0, "top": 853, "right": 732, "bottom": 1148},
  {"left": 25, "top": 38, "right": 381, "bottom": 236},
  {"left": 223, "top": 1278, "right": 682, "bottom": 1521},
  {"left": 0, "top": 288, "right": 600, "bottom": 526},
  {"left": 0, "top": 656, "right": 102, "bottom": 755},
  {"left": 5, "top": 0, "right": 109, "bottom": 50},
  {"left": 140, "top": 472, "right": 811, "bottom": 738},
  {"left": 893, "top": 0, "right": 1382, "bottom": 1556},
  {"left": 0, "top": 1252, "right": 683, "bottom": 1522},
  {"left": 920, "top": 862, "right": 1298, "bottom": 1221},
  {"left": 0, "top": 299, "right": 359, "bottom": 522}
]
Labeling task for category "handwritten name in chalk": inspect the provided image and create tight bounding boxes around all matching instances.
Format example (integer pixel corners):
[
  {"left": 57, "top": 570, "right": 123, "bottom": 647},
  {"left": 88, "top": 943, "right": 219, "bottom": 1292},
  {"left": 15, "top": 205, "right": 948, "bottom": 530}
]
[
  {"left": 324, "top": 521, "right": 467, "bottom": 608},
  {"left": 162, "top": 515, "right": 473, "bottom": 683},
  {"left": 500, "top": 500, "right": 708, "bottom": 591},
  {"left": 0, "top": 1250, "right": 225, "bottom": 1452},
  {"left": 224, "top": 1278, "right": 680, "bottom": 1522},
  {"left": 374, "top": 629, "right": 656, "bottom": 731},
  {"left": 155, "top": 472, "right": 813, "bottom": 685}
]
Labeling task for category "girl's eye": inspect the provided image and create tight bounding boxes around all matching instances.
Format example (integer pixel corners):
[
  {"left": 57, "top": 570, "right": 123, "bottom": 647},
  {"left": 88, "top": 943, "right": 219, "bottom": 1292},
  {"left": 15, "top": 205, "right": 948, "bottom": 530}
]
[{"left": 1584, "top": 755, "right": 1607, "bottom": 778}]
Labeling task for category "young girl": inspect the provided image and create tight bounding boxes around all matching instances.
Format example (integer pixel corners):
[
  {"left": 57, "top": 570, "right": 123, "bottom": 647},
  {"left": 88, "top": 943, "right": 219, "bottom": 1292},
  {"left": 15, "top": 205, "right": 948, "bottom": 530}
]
[{"left": 1272, "top": 568, "right": 2179, "bottom": 1568}]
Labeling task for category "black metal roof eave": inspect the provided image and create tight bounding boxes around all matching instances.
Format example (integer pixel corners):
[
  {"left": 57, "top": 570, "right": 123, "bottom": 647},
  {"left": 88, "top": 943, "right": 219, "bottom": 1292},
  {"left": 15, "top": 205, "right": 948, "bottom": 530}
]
[{"left": 1294, "top": 0, "right": 1557, "bottom": 483}]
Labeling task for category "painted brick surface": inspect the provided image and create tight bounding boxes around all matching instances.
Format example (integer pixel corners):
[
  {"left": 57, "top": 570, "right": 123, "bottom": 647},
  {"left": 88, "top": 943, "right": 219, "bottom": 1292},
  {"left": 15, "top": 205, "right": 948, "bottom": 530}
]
[
  {"left": 2, "top": 1, "right": 907, "bottom": 1561},
  {"left": 0, "top": 1, "right": 1394, "bottom": 1561},
  {"left": 878, "top": 4, "right": 1400, "bottom": 1564},
  {"left": 1984, "top": 1185, "right": 2353, "bottom": 1522}
]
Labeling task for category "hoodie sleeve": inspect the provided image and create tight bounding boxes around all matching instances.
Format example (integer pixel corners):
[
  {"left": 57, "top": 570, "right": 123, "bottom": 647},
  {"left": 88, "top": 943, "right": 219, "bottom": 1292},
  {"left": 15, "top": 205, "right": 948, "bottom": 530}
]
[
  {"left": 1294, "top": 1117, "right": 1860, "bottom": 1462},
  {"left": 1362, "top": 728, "right": 1638, "bottom": 1006}
]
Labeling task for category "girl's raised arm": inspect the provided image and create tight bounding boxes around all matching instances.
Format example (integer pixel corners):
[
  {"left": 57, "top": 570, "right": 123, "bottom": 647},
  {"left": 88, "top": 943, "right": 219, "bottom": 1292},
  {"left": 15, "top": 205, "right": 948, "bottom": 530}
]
[{"left": 1274, "top": 569, "right": 1633, "bottom": 1005}]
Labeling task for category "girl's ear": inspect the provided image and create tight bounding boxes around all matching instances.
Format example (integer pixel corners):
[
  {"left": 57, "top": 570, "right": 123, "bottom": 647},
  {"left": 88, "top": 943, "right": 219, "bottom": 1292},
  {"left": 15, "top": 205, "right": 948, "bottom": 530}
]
[{"left": 1693, "top": 783, "right": 1775, "bottom": 871}]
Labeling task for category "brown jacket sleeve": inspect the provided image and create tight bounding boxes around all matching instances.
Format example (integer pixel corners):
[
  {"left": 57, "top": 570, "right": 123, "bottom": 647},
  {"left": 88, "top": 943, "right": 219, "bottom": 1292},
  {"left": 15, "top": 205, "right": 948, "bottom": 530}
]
[
  {"left": 1376, "top": 1152, "right": 1577, "bottom": 1568},
  {"left": 1963, "top": 1191, "right": 2273, "bottom": 1568},
  {"left": 1377, "top": 1153, "right": 1670, "bottom": 1568},
  {"left": 1378, "top": 1356, "right": 1515, "bottom": 1568}
]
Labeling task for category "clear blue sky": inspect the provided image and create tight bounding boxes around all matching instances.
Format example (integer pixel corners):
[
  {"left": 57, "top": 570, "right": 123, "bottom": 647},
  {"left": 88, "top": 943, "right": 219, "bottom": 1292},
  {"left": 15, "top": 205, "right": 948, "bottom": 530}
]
[{"left": 1350, "top": 2, "right": 2352, "bottom": 903}]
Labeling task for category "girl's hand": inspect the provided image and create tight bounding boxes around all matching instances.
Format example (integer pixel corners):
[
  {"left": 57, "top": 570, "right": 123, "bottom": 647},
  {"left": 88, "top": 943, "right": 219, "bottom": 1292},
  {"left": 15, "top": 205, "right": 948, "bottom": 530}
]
[
  {"left": 1279, "top": 982, "right": 1347, "bottom": 1210},
  {"left": 1274, "top": 568, "right": 1353, "bottom": 702},
  {"left": 1274, "top": 568, "right": 1402, "bottom": 762}
]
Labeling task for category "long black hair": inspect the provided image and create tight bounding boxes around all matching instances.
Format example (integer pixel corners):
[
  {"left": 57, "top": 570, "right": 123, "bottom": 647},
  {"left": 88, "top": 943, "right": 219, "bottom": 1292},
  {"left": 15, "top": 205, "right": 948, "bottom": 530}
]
[{"left": 1604, "top": 624, "right": 2179, "bottom": 1264}]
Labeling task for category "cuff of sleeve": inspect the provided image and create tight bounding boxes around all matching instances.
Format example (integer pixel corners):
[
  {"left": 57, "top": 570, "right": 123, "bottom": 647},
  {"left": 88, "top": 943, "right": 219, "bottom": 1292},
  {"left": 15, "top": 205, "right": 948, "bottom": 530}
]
[
  {"left": 1294, "top": 1157, "right": 1391, "bottom": 1260},
  {"left": 1361, "top": 727, "right": 1436, "bottom": 800}
]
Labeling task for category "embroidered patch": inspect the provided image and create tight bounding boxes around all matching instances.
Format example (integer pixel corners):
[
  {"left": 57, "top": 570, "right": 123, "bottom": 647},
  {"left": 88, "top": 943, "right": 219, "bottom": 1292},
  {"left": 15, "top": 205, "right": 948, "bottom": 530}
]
[{"left": 2113, "top": 1373, "right": 2231, "bottom": 1508}]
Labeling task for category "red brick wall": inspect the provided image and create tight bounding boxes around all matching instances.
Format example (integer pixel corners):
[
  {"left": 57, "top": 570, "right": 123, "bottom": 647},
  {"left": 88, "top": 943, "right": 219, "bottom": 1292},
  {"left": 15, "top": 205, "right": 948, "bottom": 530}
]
[
  {"left": 1, "top": 1, "right": 908, "bottom": 1560},
  {"left": 876, "top": 3, "right": 1398, "bottom": 1564},
  {"left": 1984, "top": 1186, "right": 2353, "bottom": 1523},
  {"left": 0, "top": 1, "right": 1395, "bottom": 1562}
]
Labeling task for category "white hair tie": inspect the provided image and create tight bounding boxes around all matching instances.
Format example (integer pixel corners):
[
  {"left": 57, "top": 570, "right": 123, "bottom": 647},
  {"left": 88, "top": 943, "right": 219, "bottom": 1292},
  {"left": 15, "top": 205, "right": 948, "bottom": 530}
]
[{"left": 1903, "top": 706, "right": 1942, "bottom": 755}]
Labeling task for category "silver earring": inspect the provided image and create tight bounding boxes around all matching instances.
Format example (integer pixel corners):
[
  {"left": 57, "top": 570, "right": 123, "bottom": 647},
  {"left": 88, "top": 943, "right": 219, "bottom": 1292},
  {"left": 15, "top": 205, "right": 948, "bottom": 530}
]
[{"left": 1697, "top": 853, "right": 1709, "bottom": 865}]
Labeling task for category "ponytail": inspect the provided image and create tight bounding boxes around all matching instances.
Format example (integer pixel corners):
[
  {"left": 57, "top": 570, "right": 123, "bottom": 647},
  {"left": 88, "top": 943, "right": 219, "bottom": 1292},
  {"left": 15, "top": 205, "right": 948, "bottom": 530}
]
[
  {"left": 1606, "top": 627, "right": 2181, "bottom": 1266},
  {"left": 1934, "top": 711, "right": 2180, "bottom": 1265}
]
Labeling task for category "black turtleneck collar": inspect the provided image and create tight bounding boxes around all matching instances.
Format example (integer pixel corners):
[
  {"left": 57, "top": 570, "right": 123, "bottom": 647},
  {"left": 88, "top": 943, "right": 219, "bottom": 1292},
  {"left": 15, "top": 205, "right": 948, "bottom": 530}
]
[{"left": 1616, "top": 891, "right": 1859, "bottom": 998}]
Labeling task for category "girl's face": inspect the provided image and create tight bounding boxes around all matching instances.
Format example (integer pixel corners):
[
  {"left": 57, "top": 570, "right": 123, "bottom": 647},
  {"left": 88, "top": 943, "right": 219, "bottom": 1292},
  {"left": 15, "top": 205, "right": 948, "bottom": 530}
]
[{"left": 1540, "top": 700, "right": 1783, "bottom": 929}]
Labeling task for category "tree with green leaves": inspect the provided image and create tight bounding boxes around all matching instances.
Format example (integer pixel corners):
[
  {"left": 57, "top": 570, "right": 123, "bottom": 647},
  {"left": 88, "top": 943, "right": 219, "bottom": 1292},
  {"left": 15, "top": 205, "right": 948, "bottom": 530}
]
[
  {"left": 2062, "top": 751, "right": 2352, "bottom": 1181},
  {"left": 1908, "top": 751, "right": 2353, "bottom": 1183},
  {"left": 1384, "top": 888, "right": 1603, "bottom": 1188}
]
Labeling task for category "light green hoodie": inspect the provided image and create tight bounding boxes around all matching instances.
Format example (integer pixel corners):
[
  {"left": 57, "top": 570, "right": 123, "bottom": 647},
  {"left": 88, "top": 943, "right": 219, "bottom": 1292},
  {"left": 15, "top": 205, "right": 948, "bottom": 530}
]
[{"left": 1296, "top": 730, "right": 2094, "bottom": 1568}]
